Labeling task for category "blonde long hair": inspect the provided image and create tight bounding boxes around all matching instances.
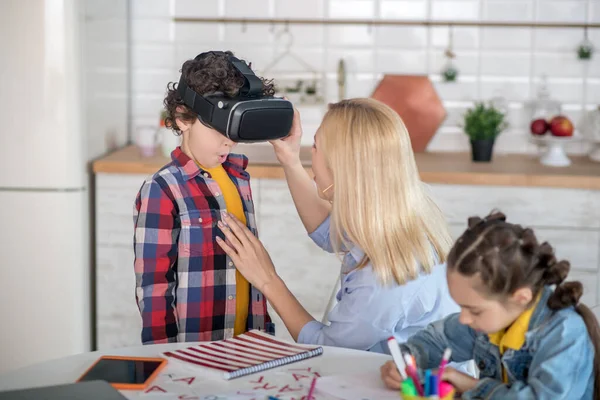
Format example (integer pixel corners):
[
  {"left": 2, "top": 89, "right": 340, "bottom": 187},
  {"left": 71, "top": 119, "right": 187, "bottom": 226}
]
[{"left": 319, "top": 98, "right": 452, "bottom": 285}]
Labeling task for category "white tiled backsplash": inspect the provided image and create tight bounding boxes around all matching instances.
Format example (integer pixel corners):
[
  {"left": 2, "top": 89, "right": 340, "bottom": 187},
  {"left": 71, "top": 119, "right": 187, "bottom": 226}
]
[{"left": 86, "top": 0, "right": 600, "bottom": 154}]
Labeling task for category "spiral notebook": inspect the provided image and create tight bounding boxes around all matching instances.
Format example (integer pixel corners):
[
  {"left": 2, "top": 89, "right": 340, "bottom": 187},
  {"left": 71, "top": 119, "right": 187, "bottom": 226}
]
[{"left": 163, "top": 330, "right": 323, "bottom": 380}]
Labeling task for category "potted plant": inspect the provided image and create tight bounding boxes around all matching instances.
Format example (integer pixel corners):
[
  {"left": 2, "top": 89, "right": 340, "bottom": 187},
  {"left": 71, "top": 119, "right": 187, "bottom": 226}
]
[
  {"left": 578, "top": 43, "right": 593, "bottom": 60},
  {"left": 275, "top": 79, "right": 303, "bottom": 104},
  {"left": 463, "top": 102, "right": 508, "bottom": 162}
]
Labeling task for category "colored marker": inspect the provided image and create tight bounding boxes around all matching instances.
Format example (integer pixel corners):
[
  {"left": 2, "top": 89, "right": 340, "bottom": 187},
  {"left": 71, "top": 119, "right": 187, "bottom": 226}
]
[
  {"left": 437, "top": 348, "right": 452, "bottom": 393},
  {"left": 429, "top": 374, "right": 439, "bottom": 396},
  {"left": 403, "top": 353, "right": 424, "bottom": 396},
  {"left": 439, "top": 381, "right": 454, "bottom": 398},
  {"left": 424, "top": 369, "right": 431, "bottom": 396},
  {"left": 386, "top": 337, "right": 408, "bottom": 380},
  {"left": 438, "top": 348, "right": 452, "bottom": 374},
  {"left": 401, "top": 378, "right": 418, "bottom": 397}
]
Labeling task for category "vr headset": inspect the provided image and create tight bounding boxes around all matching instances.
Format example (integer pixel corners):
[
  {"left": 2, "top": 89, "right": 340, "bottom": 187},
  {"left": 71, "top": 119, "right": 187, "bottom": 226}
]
[{"left": 176, "top": 51, "right": 294, "bottom": 143}]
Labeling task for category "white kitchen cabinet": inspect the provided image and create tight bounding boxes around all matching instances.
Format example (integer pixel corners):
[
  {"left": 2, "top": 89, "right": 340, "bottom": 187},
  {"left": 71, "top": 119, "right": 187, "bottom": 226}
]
[
  {"left": 429, "top": 184, "right": 600, "bottom": 229},
  {"left": 95, "top": 174, "right": 145, "bottom": 350}
]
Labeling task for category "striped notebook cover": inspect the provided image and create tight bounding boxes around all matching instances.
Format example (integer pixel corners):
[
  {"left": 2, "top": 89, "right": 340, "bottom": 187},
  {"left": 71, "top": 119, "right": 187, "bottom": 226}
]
[{"left": 163, "top": 330, "right": 323, "bottom": 380}]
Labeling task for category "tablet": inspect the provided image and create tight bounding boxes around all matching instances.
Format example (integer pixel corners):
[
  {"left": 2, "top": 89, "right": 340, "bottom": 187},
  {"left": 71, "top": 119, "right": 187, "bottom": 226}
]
[
  {"left": 77, "top": 356, "right": 168, "bottom": 390},
  {"left": 0, "top": 380, "right": 128, "bottom": 400}
]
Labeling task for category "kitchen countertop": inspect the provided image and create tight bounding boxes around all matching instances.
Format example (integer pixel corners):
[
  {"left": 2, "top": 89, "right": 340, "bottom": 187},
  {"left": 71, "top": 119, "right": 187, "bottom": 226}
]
[{"left": 92, "top": 144, "right": 600, "bottom": 190}]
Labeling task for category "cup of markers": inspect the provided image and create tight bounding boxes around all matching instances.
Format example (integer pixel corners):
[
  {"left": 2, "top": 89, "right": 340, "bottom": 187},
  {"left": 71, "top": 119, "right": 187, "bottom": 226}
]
[
  {"left": 400, "top": 370, "right": 455, "bottom": 400},
  {"left": 387, "top": 338, "right": 455, "bottom": 399}
]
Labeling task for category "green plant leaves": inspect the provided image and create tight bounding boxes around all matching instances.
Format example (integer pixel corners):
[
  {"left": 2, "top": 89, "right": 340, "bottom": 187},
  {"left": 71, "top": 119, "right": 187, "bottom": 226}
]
[{"left": 463, "top": 102, "right": 508, "bottom": 140}]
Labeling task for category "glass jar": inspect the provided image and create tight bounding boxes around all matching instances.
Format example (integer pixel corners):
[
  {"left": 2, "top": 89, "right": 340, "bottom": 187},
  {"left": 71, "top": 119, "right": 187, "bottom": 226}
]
[{"left": 529, "top": 75, "right": 562, "bottom": 121}]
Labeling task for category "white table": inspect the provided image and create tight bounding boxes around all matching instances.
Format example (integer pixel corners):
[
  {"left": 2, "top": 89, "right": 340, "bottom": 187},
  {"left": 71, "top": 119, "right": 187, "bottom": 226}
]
[{"left": 0, "top": 343, "right": 394, "bottom": 399}]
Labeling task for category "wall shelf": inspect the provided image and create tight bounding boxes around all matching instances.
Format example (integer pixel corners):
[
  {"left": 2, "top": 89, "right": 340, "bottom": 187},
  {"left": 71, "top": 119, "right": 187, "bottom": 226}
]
[{"left": 173, "top": 17, "right": 600, "bottom": 30}]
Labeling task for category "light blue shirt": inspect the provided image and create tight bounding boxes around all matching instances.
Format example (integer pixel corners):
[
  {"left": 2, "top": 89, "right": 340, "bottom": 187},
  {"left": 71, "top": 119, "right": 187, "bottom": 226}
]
[{"left": 298, "top": 215, "right": 459, "bottom": 353}]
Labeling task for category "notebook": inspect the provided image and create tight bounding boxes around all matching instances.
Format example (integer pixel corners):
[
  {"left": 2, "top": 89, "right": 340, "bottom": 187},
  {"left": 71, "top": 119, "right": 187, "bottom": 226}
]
[{"left": 163, "top": 330, "right": 323, "bottom": 380}]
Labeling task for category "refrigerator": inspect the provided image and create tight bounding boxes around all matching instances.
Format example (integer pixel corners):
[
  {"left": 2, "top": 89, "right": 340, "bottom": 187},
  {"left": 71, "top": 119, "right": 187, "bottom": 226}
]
[{"left": 0, "top": 0, "right": 91, "bottom": 374}]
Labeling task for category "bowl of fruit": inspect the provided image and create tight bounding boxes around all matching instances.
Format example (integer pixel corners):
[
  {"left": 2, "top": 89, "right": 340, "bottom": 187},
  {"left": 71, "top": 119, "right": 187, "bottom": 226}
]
[{"left": 529, "top": 115, "right": 580, "bottom": 167}]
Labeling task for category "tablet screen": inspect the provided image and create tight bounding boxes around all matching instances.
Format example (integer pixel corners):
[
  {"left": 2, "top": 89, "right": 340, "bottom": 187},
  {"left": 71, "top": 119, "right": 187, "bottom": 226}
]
[{"left": 79, "top": 358, "right": 164, "bottom": 384}]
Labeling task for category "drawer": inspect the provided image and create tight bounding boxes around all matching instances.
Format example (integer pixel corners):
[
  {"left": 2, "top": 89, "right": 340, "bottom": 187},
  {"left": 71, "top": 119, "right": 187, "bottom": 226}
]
[{"left": 429, "top": 184, "right": 600, "bottom": 229}]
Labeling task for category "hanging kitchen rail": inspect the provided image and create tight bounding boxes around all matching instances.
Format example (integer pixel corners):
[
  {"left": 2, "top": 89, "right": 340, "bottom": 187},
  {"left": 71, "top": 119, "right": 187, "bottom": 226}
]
[{"left": 173, "top": 17, "right": 600, "bottom": 29}]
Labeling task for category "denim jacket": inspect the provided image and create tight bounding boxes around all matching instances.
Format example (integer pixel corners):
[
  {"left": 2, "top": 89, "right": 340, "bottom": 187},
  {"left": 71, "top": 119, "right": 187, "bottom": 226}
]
[{"left": 402, "top": 286, "right": 595, "bottom": 399}]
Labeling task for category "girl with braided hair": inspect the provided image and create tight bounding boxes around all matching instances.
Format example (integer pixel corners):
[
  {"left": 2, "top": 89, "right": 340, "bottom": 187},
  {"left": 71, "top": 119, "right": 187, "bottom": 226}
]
[{"left": 380, "top": 210, "right": 600, "bottom": 399}]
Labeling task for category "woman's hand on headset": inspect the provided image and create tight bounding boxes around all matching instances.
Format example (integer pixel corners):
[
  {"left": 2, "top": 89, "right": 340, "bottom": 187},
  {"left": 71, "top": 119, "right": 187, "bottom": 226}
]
[{"left": 270, "top": 105, "right": 302, "bottom": 167}]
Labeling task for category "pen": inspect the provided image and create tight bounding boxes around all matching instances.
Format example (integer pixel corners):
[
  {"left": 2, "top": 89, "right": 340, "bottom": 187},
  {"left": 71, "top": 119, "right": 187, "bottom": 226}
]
[{"left": 386, "top": 336, "right": 408, "bottom": 380}]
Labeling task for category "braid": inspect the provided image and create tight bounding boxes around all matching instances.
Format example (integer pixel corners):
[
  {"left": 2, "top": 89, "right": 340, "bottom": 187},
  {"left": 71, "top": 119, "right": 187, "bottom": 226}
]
[{"left": 448, "top": 210, "right": 581, "bottom": 309}]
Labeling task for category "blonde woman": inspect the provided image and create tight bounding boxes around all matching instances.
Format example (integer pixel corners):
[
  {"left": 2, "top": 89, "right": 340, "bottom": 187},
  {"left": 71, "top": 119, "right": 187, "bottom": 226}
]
[{"left": 216, "top": 98, "right": 459, "bottom": 352}]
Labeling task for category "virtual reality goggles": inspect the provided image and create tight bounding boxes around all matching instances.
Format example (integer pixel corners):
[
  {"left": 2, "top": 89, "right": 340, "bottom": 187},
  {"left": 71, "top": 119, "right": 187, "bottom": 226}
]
[{"left": 177, "top": 51, "right": 293, "bottom": 143}]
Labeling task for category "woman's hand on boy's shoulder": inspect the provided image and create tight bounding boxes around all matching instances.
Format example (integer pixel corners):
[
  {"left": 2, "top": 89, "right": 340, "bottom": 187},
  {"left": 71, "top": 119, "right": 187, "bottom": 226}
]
[{"left": 270, "top": 105, "right": 303, "bottom": 167}]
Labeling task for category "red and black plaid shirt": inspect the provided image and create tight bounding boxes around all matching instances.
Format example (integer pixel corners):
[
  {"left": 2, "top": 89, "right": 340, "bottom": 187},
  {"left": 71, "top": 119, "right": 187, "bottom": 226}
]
[{"left": 133, "top": 147, "right": 274, "bottom": 344}]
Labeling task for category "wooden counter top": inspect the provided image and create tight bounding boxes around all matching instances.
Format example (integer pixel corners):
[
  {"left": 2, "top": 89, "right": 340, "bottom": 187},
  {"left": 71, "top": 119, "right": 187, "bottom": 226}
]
[{"left": 93, "top": 145, "right": 600, "bottom": 190}]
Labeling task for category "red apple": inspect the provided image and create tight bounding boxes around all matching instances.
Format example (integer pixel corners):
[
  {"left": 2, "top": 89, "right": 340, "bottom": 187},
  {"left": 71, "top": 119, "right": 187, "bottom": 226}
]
[
  {"left": 549, "top": 116, "right": 574, "bottom": 137},
  {"left": 530, "top": 118, "right": 549, "bottom": 135}
]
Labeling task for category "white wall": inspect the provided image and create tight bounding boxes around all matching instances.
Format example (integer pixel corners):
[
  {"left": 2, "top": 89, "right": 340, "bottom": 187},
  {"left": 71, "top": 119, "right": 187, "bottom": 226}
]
[
  {"left": 83, "top": 0, "right": 130, "bottom": 159},
  {"left": 126, "top": 0, "right": 600, "bottom": 155}
]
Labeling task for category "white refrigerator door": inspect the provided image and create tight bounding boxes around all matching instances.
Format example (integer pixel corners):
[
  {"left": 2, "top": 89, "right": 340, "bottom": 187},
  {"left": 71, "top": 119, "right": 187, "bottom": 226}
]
[
  {"left": 0, "top": 0, "right": 85, "bottom": 189},
  {"left": 0, "top": 190, "right": 90, "bottom": 374}
]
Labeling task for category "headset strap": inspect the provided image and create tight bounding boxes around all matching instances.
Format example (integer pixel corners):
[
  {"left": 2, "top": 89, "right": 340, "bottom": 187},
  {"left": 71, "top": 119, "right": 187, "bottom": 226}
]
[{"left": 176, "top": 77, "right": 213, "bottom": 120}]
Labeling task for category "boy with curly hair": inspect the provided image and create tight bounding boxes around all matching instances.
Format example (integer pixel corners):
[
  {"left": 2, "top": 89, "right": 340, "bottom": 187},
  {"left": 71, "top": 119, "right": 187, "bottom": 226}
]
[{"left": 133, "top": 51, "right": 275, "bottom": 344}]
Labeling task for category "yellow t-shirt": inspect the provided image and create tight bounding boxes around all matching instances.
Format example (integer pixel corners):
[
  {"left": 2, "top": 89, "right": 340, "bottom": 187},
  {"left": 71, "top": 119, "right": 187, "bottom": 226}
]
[
  {"left": 488, "top": 295, "right": 540, "bottom": 383},
  {"left": 201, "top": 164, "right": 250, "bottom": 336}
]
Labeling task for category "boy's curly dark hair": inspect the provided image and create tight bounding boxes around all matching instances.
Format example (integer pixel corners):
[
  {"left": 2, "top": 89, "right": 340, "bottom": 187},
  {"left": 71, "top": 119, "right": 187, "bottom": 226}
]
[{"left": 163, "top": 51, "right": 275, "bottom": 135}]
